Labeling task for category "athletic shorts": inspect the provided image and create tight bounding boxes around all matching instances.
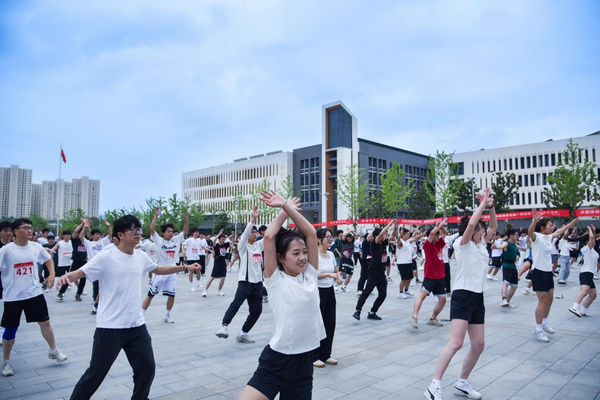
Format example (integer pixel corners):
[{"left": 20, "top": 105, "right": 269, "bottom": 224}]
[
  {"left": 1, "top": 294, "right": 50, "bottom": 328},
  {"left": 148, "top": 274, "right": 177, "bottom": 297},
  {"left": 421, "top": 278, "right": 446, "bottom": 297},
  {"left": 502, "top": 266, "right": 519, "bottom": 286},
  {"left": 247, "top": 345, "right": 313, "bottom": 400},
  {"left": 397, "top": 263, "right": 413, "bottom": 281},
  {"left": 450, "top": 290, "right": 485, "bottom": 324},
  {"left": 491, "top": 256, "right": 502, "bottom": 269},
  {"left": 411, "top": 259, "right": 417, "bottom": 271},
  {"left": 531, "top": 269, "right": 554, "bottom": 292},
  {"left": 580, "top": 272, "right": 596, "bottom": 289},
  {"left": 569, "top": 249, "right": 579, "bottom": 259},
  {"left": 211, "top": 263, "right": 227, "bottom": 278},
  {"left": 340, "top": 258, "right": 354, "bottom": 275}
]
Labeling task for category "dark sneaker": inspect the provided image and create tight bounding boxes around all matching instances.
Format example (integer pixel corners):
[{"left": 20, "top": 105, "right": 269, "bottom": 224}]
[
  {"left": 352, "top": 311, "right": 361, "bottom": 320},
  {"left": 367, "top": 312, "right": 382, "bottom": 320}
]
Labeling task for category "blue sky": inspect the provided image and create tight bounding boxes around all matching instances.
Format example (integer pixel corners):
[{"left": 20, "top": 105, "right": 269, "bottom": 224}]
[{"left": 1, "top": 1, "right": 599, "bottom": 214}]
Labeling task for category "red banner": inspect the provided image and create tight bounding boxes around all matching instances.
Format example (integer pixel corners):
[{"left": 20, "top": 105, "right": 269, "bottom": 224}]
[{"left": 575, "top": 208, "right": 600, "bottom": 217}]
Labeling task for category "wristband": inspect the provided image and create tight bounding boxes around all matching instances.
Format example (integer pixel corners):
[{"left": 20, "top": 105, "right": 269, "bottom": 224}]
[{"left": 281, "top": 199, "right": 288, "bottom": 209}]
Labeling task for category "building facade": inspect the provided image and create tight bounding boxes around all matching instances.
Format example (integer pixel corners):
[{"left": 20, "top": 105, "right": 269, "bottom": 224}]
[
  {"left": 0, "top": 165, "right": 33, "bottom": 219},
  {"left": 453, "top": 132, "right": 600, "bottom": 210}
]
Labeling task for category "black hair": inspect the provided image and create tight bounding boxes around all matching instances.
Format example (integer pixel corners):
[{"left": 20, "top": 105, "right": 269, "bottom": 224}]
[
  {"left": 535, "top": 218, "right": 551, "bottom": 233},
  {"left": 11, "top": 218, "right": 32, "bottom": 235},
  {"left": 345, "top": 233, "right": 354, "bottom": 242},
  {"left": 90, "top": 229, "right": 101, "bottom": 236},
  {"left": 218, "top": 234, "right": 226, "bottom": 239},
  {"left": 190, "top": 228, "right": 200, "bottom": 235},
  {"left": 258, "top": 225, "right": 267, "bottom": 233},
  {"left": 275, "top": 227, "right": 306, "bottom": 270},
  {"left": 425, "top": 227, "right": 435, "bottom": 237},
  {"left": 42, "top": 228, "right": 49, "bottom": 234},
  {"left": 61, "top": 230, "right": 71, "bottom": 236},
  {"left": 336, "top": 230, "right": 343, "bottom": 236},
  {"left": 0, "top": 221, "right": 11, "bottom": 231},
  {"left": 372, "top": 228, "right": 382, "bottom": 238},
  {"left": 458, "top": 216, "right": 486, "bottom": 237},
  {"left": 160, "top": 223, "right": 174, "bottom": 233},
  {"left": 506, "top": 229, "right": 518, "bottom": 237},
  {"left": 113, "top": 215, "right": 141, "bottom": 238},
  {"left": 47, "top": 235, "right": 55, "bottom": 240},
  {"left": 316, "top": 228, "right": 331, "bottom": 240}
]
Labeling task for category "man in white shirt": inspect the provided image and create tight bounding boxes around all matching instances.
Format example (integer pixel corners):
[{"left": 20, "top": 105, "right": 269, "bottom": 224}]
[
  {"left": 56, "top": 215, "right": 200, "bottom": 399},
  {"left": 83, "top": 219, "right": 112, "bottom": 314},
  {"left": 141, "top": 208, "right": 188, "bottom": 323},
  {"left": 184, "top": 229, "right": 207, "bottom": 291},
  {"left": 50, "top": 230, "right": 73, "bottom": 301},
  {"left": 216, "top": 207, "right": 265, "bottom": 343},
  {"left": 0, "top": 218, "right": 67, "bottom": 377}
]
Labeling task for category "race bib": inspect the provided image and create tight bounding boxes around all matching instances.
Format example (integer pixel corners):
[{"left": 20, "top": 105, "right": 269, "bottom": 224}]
[
  {"left": 63, "top": 252, "right": 72, "bottom": 258},
  {"left": 220, "top": 248, "right": 227, "bottom": 256},
  {"left": 78, "top": 245, "right": 86, "bottom": 252},
  {"left": 14, "top": 261, "right": 34, "bottom": 276},
  {"left": 192, "top": 248, "right": 198, "bottom": 253},
  {"left": 252, "top": 253, "right": 263, "bottom": 265},
  {"left": 381, "top": 254, "right": 388, "bottom": 263},
  {"left": 166, "top": 250, "right": 176, "bottom": 259}
]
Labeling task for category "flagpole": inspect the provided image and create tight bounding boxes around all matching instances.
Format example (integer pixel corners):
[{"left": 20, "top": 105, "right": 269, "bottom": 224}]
[{"left": 57, "top": 143, "right": 62, "bottom": 235}]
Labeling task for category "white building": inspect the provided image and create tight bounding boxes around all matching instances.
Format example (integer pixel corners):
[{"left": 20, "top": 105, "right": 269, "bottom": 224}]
[
  {"left": 182, "top": 151, "right": 294, "bottom": 225},
  {"left": 39, "top": 177, "right": 100, "bottom": 220},
  {"left": 31, "top": 183, "right": 42, "bottom": 216},
  {"left": 454, "top": 132, "right": 600, "bottom": 210},
  {"left": 0, "top": 165, "right": 33, "bottom": 219}
]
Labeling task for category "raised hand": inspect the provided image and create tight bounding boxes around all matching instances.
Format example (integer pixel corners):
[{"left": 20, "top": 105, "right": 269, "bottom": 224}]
[
  {"left": 184, "top": 212, "right": 189, "bottom": 221},
  {"left": 103, "top": 220, "right": 110, "bottom": 227},
  {"left": 252, "top": 205, "right": 259, "bottom": 220},
  {"left": 259, "top": 190, "right": 286, "bottom": 208},
  {"left": 532, "top": 208, "right": 540, "bottom": 222},
  {"left": 155, "top": 207, "right": 161, "bottom": 217}
]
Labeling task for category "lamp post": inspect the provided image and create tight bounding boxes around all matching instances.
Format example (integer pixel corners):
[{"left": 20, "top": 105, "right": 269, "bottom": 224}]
[
  {"left": 323, "top": 192, "right": 329, "bottom": 223},
  {"left": 468, "top": 177, "right": 476, "bottom": 211}
]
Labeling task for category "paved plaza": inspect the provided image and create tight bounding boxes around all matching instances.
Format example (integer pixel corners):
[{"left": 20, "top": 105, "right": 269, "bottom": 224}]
[{"left": 1, "top": 260, "right": 599, "bottom": 400}]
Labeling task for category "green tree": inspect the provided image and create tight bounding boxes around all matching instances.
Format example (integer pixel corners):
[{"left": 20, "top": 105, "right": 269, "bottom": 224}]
[
  {"left": 366, "top": 190, "right": 387, "bottom": 218},
  {"left": 279, "top": 175, "right": 299, "bottom": 199},
  {"left": 29, "top": 215, "right": 50, "bottom": 231},
  {"left": 381, "top": 162, "right": 414, "bottom": 218},
  {"left": 456, "top": 179, "right": 479, "bottom": 214},
  {"left": 543, "top": 139, "right": 600, "bottom": 216},
  {"left": 336, "top": 164, "right": 370, "bottom": 228},
  {"left": 491, "top": 172, "right": 519, "bottom": 212},
  {"left": 425, "top": 151, "right": 462, "bottom": 217},
  {"left": 407, "top": 183, "right": 435, "bottom": 219}
]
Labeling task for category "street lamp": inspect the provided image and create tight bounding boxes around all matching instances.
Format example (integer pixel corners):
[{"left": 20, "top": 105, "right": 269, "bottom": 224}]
[
  {"left": 323, "top": 192, "right": 329, "bottom": 223},
  {"left": 468, "top": 177, "right": 476, "bottom": 212}
]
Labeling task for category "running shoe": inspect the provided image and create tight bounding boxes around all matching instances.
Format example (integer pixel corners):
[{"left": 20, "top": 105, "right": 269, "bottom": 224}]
[
  {"left": 324, "top": 357, "right": 338, "bottom": 365},
  {"left": 557, "top": 279, "right": 566, "bottom": 284},
  {"left": 523, "top": 288, "right": 533, "bottom": 295},
  {"left": 313, "top": 360, "right": 325, "bottom": 368},
  {"left": 424, "top": 383, "right": 444, "bottom": 400},
  {"left": 533, "top": 329, "right": 549, "bottom": 343},
  {"left": 75, "top": 294, "right": 82, "bottom": 302},
  {"left": 48, "top": 349, "right": 68, "bottom": 362},
  {"left": 216, "top": 326, "right": 229, "bottom": 338},
  {"left": 405, "top": 290, "right": 414, "bottom": 297},
  {"left": 56, "top": 293, "right": 64, "bottom": 301},
  {"left": 163, "top": 315, "right": 175, "bottom": 324},
  {"left": 202, "top": 290, "right": 207, "bottom": 297},
  {"left": 398, "top": 292, "right": 408, "bottom": 299},
  {"left": 236, "top": 333, "right": 255, "bottom": 343},
  {"left": 427, "top": 318, "right": 443, "bottom": 327},
  {"left": 386, "top": 276, "right": 393, "bottom": 282},
  {"left": 91, "top": 304, "right": 97, "bottom": 314},
  {"left": 190, "top": 286, "right": 197, "bottom": 292},
  {"left": 542, "top": 324, "right": 555, "bottom": 334},
  {"left": 217, "top": 291, "right": 225, "bottom": 296},
  {"left": 581, "top": 312, "right": 593, "bottom": 317},
  {"left": 367, "top": 312, "right": 382, "bottom": 320},
  {"left": 569, "top": 307, "right": 582, "bottom": 317},
  {"left": 454, "top": 380, "right": 482, "bottom": 399},
  {"left": 409, "top": 317, "right": 419, "bottom": 329},
  {"left": 1, "top": 360, "right": 14, "bottom": 376},
  {"left": 501, "top": 298, "right": 509, "bottom": 307},
  {"left": 352, "top": 311, "right": 361, "bottom": 320},
  {"left": 357, "top": 290, "right": 363, "bottom": 296},
  {"left": 486, "top": 274, "right": 493, "bottom": 280}
]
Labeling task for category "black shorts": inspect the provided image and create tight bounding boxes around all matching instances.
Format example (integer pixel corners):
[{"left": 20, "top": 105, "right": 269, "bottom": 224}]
[
  {"left": 580, "top": 272, "right": 596, "bottom": 289},
  {"left": 340, "top": 258, "right": 354, "bottom": 275},
  {"left": 1, "top": 294, "right": 50, "bottom": 328},
  {"left": 247, "top": 345, "right": 313, "bottom": 400},
  {"left": 569, "top": 249, "right": 579, "bottom": 259},
  {"left": 421, "top": 278, "right": 446, "bottom": 296},
  {"left": 491, "top": 256, "right": 502, "bottom": 269},
  {"left": 397, "top": 263, "right": 413, "bottom": 281},
  {"left": 71, "top": 259, "right": 86, "bottom": 270},
  {"left": 411, "top": 259, "right": 417, "bottom": 271},
  {"left": 502, "top": 266, "right": 519, "bottom": 286},
  {"left": 532, "top": 269, "right": 554, "bottom": 292},
  {"left": 211, "top": 263, "right": 227, "bottom": 278},
  {"left": 450, "top": 290, "right": 485, "bottom": 324}
]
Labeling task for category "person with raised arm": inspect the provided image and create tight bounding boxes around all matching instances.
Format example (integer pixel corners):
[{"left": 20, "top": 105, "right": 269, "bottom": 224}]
[
  {"left": 56, "top": 215, "right": 200, "bottom": 399},
  {"left": 238, "top": 191, "right": 325, "bottom": 400},
  {"left": 528, "top": 209, "right": 579, "bottom": 343},
  {"left": 352, "top": 219, "right": 397, "bottom": 321},
  {"left": 393, "top": 227, "right": 425, "bottom": 299},
  {"left": 568, "top": 226, "right": 598, "bottom": 318},
  {"left": 425, "top": 188, "right": 496, "bottom": 400}
]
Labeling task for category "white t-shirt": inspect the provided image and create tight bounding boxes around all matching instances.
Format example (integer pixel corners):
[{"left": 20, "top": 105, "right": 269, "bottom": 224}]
[
  {"left": 318, "top": 251, "right": 336, "bottom": 288},
  {"left": 531, "top": 232, "right": 553, "bottom": 272},
  {"left": 558, "top": 238, "right": 571, "bottom": 257},
  {"left": 56, "top": 240, "right": 73, "bottom": 267},
  {"left": 443, "top": 233, "right": 460, "bottom": 263},
  {"left": 37, "top": 237, "right": 48, "bottom": 245},
  {"left": 264, "top": 263, "right": 326, "bottom": 355},
  {"left": 237, "top": 224, "right": 265, "bottom": 283},
  {"left": 580, "top": 246, "right": 599, "bottom": 274},
  {"left": 151, "top": 231, "right": 184, "bottom": 266},
  {"left": 197, "top": 238, "right": 208, "bottom": 256},
  {"left": 139, "top": 240, "right": 157, "bottom": 262},
  {"left": 184, "top": 237, "right": 201, "bottom": 261},
  {"left": 453, "top": 240, "right": 489, "bottom": 293},
  {"left": 0, "top": 242, "right": 50, "bottom": 301},
  {"left": 84, "top": 237, "right": 111, "bottom": 260},
  {"left": 491, "top": 239, "right": 503, "bottom": 258},
  {"left": 81, "top": 247, "right": 157, "bottom": 329},
  {"left": 396, "top": 239, "right": 412, "bottom": 264}
]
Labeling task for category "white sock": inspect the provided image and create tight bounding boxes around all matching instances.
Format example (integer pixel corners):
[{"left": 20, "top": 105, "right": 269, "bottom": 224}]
[
  {"left": 458, "top": 378, "right": 468, "bottom": 385},
  {"left": 142, "top": 309, "right": 146, "bottom": 315},
  {"left": 536, "top": 324, "right": 543, "bottom": 332},
  {"left": 542, "top": 318, "right": 548, "bottom": 325},
  {"left": 580, "top": 306, "right": 588, "bottom": 314},
  {"left": 165, "top": 310, "right": 170, "bottom": 317},
  {"left": 193, "top": 277, "right": 198, "bottom": 284},
  {"left": 431, "top": 379, "right": 441, "bottom": 388},
  {"left": 573, "top": 302, "right": 580, "bottom": 310},
  {"left": 239, "top": 330, "right": 246, "bottom": 336}
]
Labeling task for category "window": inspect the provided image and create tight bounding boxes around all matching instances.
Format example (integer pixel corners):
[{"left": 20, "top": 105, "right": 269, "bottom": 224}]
[
  {"left": 536, "top": 174, "right": 540, "bottom": 186},
  {"left": 488, "top": 161, "right": 491, "bottom": 172},
  {"left": 509, "top": 159, "right": 513, "bottom": 169},
  {"left": 527, "top": 156, "right": 531, "bottom": 169},
  {"left": 482, "top": 161, "right": 485, "bottom": 173},
  {"left": 520, "top": 157, "right": 525, "bottom": 169},
  {"left": 585, "top": 149, "right": 589, "bottom": 161},
  {"left": 530, "top": 174, "right": 535, "bottom": 187},
  {"left": 493, "top": 160, "right": 496, "bottom": 171},
  {"left": 518, "top": 175, "right": 523, "bottom": 186},
  {"left": 558, "top": 153, "right": 562, "bottom": 164},
  {"left": 593, "top": 148, "right": 596, "bottom": 162},
  {"left": 504, "top": 159, "right": 507, "bottom": 170},
  {"left": 528, "top": 192, "right": 532, "bottom": 205},
  {"left": 522, "top": 193, "right": 526, "bottom": 205},
  {"left": 542, "top": 173, "right": 547, "bottom": 185},
  {"left": 524, "top": 175, "right": 528, "bottom": 186},
  {"left": 534, "top": 192, "right": 538, "bottom": 204},
  {"left": 515, "top": 194, "right": 520, "bottom": 205},
  {"left": 532, "top": 156, "right": 537, "bottom": 168}
]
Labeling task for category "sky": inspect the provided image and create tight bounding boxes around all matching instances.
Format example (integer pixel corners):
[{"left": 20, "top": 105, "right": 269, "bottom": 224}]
[{"left": 1, "top": 0, "right": 599, "bottom": 214}]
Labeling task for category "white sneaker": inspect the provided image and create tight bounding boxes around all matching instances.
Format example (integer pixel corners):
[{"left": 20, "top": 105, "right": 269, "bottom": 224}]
[
  {"left": 1, "top": 360, "right": 13, "bottom": 376},
  {"left": 217, "top": 291, "right": 225, "bottom": 296},
  {"left": 404, "top": 290, "right": 414, "bottom": 297},
  {"left": 523, "top": 288, "right": 533, "bottom": 295},
  {"left": 593, "top": 275, "right": 599, "bottom": 280},
  {"left": 202, "top": 290, "right": 207, "bottom": 297},
  {"left": 492, "top": 275, "right": 498, "bottom": 281},
  {"left": 501, "top": 298, "right": 509, "bottom": 307},
  {"left": 542, "top": 323, "right": 555, "bottom": 334},
  {"left": 454, "top": 380, "right": 482, "bottom": 399},
  {"left": 324, "top": 357, "right": 338, "bottom": 365},
  {"left": 236, "top": 333, "right": 255, "bottom": 343},
  {"left": 428, "top": 318, "right": 444, "bottom": 327},
  {"left": 48, "top": 349, "right": 68, "bottom": 363},
  {"left": 197, "top": 283, "right": 204, "bottom": 289},
  {"left": 313, "top": 360, "right": 325, "bottom": 368},
  {"left": 357, "top": 290, "right": 363, "bottom": 296},
  {"left": 398, "top": 292, "right": 408, "bottom": 299},
  {"left": 486, "top": 274, "right": 493, "bottom": 280},
  {"left": 533, "top": 329, "right": 549, "bottom": 343},
  {"left": 190, "top": 286, "right": 197, "bottom": 292},
  {"left": 216, "top": 326, "right": 229, "bottom": 338},
  {"left": 424, "top": 382, "right": 444, "bottom": 400},
  {"left": 569, "top": 307, "right": 582, "bottom": 317},
  {"left": 409, "top": 317, "right": 419, "bottom": 329},
  {"left": 163, "top": 315, "right": 175, "bottom": 323}
]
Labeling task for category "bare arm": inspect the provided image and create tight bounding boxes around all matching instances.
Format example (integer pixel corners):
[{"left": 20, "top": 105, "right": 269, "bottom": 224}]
[
  {"left": 528, "top": 209, "right": 539, "bottom": 242},
  {"left": 428, "top": 218, "right": 448, "bottom": 243},
  {"left": 44, "top": 258, "right": 55, "bottom": 289},
  {"left": 552, "top": 218, "right": 580, "bottom": 239},
  {"left": 104, "top": 220, "right": 112, "bottom": 241},
  {"left": 74, "top": 220, "right": 85, "bottom": 241},
  {"left": 182, "top": 212, "right": 189, "bottom": 238},
  {"left": 150, "top": 207, "right": 160, "bottom": 237},
  {"left": 376, "top": 220, "right": 396, "bottom": 244},
  {"left": 461, "top": 188, "right": 491, "bottom": 246},
  {"left": 262, "top": 210, "right": 289, "bottom": 279}
]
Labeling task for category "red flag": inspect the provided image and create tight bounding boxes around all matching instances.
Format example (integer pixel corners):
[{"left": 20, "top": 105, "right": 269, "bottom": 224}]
[{"left": 61, "top": 149, "right": 67, "bottom": 163}]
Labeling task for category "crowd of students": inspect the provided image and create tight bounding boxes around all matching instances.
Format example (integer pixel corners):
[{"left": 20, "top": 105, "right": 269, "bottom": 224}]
[{"left": 0, "top": 188, "right": 598, "bottom": 400}]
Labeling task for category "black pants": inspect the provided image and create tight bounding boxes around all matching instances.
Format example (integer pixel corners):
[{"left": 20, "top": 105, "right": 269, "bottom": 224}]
[
  {"left": 444, "top": 262, "right": 451, "bottom": 293},
  {"left": 357, "top": 258, "right": 370, "bottom": 292},
  {"left": 59, "top": 260, "right": 87, "bottom": 295},
  {"left": 93, "top": 281, "right": 99, "bottom": 302},
  {"left": 356, "top": 269, "right": 387, "bottom": 313},
  {"left": 71, "top": 325, "right": 155, "bottom": 400},
  {"left": 314, "top": 286, "right": 336, "bottom": 362},
  {"left": 222, "top": 281, "right": 263, "bottom": 333}
]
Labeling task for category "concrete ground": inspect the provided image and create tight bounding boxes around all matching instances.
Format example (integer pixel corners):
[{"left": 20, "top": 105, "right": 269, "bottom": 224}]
[{"left": 1, "top": 260, "right": 599, "bottom": 400}]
